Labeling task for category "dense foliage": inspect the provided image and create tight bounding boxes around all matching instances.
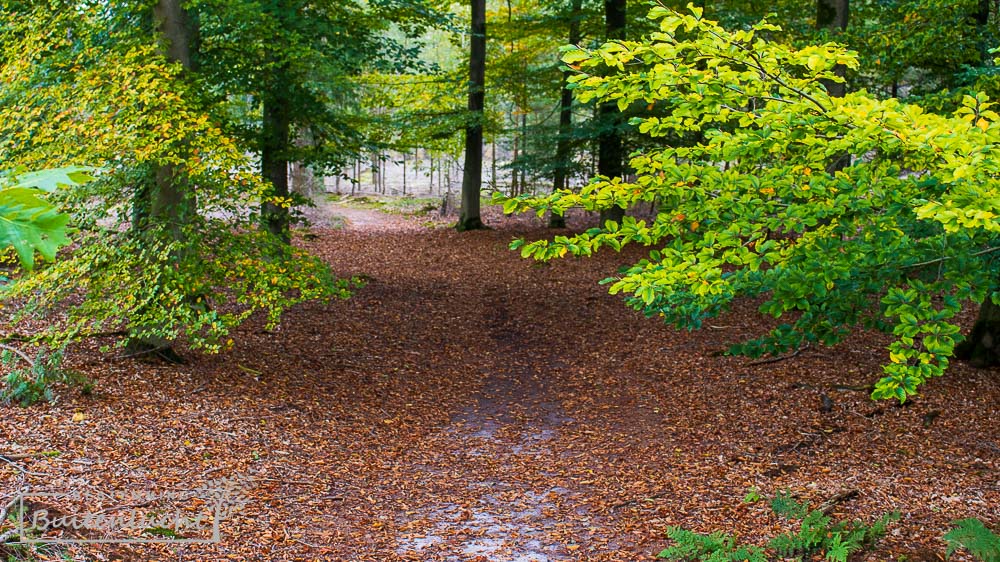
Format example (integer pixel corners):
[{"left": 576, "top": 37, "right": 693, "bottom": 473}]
[
  {"left": 502, "top": 6, "right": 1000, "bottom": 401},
  {"left": 0, "top": 4, "right": 349, "bottom": 352}
]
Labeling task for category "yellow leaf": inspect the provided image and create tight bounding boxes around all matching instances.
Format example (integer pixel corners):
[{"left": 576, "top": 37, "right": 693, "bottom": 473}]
[{"left": 72, "top": 412, "right": 86, "bottom": 423}]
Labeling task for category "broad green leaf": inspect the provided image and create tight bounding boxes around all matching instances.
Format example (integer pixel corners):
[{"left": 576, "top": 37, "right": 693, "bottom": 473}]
[{"left": 0, "top": 187, "right": 71, "bottom": 270}]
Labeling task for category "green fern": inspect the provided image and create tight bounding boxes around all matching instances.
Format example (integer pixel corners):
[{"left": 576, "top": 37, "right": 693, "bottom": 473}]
[
  {"left": 658, "top": 527, "right": 767, "bottom": 561},
  {"left": 945, "top": 519, "right": 1000, "bottom": 562},
  {"left": 770, "top": 490, "right": 810, "bottom": 520},
  {"left": 659, "top": 492, "right": 898, "bottom": 562}
]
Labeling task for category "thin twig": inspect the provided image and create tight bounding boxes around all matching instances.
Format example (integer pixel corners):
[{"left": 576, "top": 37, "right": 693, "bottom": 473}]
[
  {"left": 0, "top": 456, "right": 46, "bottom": 476},
  {"left": 610, "top": 492, "right": 669, "bottom": 510},
  {"left": 116, "top": 345, "right": 171, "bottom": 361},
  {"left": 747, "top": 345, "right": 809, "bottom": 366},
  {"left": 902, "top": 246, "right": 1000, "bottom": 270},
  {"left": 0, "top": 497, "right": 19, "bottom": 527},
  {"left": 817, "top": 489, "right": 859, "bottom": 515},
  {"left": 0, "top": 451, "right": 59, "bottom": 461}
]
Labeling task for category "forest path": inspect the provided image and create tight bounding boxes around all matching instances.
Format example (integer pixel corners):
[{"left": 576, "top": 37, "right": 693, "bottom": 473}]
[{"left": 3, "top": 213, "right": 996, "bottom": 562}]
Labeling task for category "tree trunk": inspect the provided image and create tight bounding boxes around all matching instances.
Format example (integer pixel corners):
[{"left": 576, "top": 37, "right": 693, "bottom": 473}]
[
  {"left": 816, "top": 0, "right": 849, "bottom": 98},
  {"left": 261, "top": 77, "right": 292, "bottom": 244},
  {"left": 975, "top": 0, "right": 990, "bottom": 25},
  {"left": 125, "top": 0, "right": 197, "bottom": 363},
  {"left": 457, "top": 0, "right": 487, "bottom": 231},
  {"left": 598, "top": 0, "right": 626, "bottom": 227},
  {"left": 550, "top": 0, "right": 583, "bottom": 229},
  {"left": 955, "top": 297, "right": 1000, "bottom": 368},
  {"left": 816, "top": 0, "right": 849, "bottom": 177},
  {"left": 511, "top": 114, "right": 520, "bottom": 195}
]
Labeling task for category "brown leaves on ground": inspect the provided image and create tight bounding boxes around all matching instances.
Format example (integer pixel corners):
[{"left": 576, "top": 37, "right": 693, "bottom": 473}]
[{"left": 1, "top": 207, "right": 998, "bottom": 561}]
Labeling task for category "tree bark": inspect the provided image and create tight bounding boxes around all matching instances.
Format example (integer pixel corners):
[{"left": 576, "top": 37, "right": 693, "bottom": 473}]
[
  {"left": 261, "top": 82, "right": 292, "bottom": 243},
  {"left": 816, "top": 0, "right": 850, "bottom": 177},
  {"left": 154, "top": 0, "right": 194, "bottom": 69},
  {"left": 598, "top": 0, "right": 626, "bottom": 227},
  {"left": 550, "top": 0, "right": 583, "bottom": 229},
  {"left": 816, "top": 0, "right": 849, "bottom": 98},
  {"left": 975, "top": 0, "right": 990, "bottom": 25},
  {"left": 955, "top": 296, "right": 1000, "bottom": 368},
  {"left": 457, "top": 0, "right": 487, "bottom": 231}
]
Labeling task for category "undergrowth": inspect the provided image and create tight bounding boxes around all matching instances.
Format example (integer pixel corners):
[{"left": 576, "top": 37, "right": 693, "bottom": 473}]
[
  {"left": 1, "top": 347, "right": 89, "bottom": 405},
  {"left": 658, "top": 491, "right": 899, "bottom": 562}
]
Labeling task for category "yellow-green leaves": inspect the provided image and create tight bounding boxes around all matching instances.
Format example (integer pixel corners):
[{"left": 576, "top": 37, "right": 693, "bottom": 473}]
[{"left": 501, "top": 4, "right": 1000, "bottom": 402}]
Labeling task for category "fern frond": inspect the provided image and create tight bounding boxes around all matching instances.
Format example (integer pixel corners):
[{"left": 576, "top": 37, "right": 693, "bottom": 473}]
[{"left": 944, "top": 519, "right": 1000, "bottom": 562}]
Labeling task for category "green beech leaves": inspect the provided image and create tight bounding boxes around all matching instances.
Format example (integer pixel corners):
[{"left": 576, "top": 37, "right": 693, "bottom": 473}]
[{"left": 500, "top": 4, "right": 1000, "bottom": 401}]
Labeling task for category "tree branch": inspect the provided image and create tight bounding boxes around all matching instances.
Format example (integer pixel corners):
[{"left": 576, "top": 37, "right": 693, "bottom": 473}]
[
  {"left": 0, "top": 344, "right": 33, "bottom": 367},
  {"left": 902, "top": 246, "right": 1000, "bottom": 270}
]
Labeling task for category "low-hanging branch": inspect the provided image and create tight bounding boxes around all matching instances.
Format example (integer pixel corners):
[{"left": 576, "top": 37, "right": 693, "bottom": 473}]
[{"left": 902, "top": 245, "right": 1000, "bottom": 270}]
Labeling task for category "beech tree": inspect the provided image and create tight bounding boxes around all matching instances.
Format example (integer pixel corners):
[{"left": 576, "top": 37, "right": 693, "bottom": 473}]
[
  {"left": 550, "top": 0, "right": 584, "bottom": 229},
  {"left": 458, "top": 0, "right": 487, "bottom": 231},
  {"left": 0, "top": 3, "right": 347, "bottom": 353},
  {"left": 503, "top": 5, "right": 1000, "bottom": 401}
]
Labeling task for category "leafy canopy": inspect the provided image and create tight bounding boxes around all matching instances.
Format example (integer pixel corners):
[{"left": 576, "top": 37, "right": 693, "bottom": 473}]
[
  {"left": 0, "top": 3, "right": 348, "bottom": 351},
  {"left": 501, "top": 4, "right": 1000, "bottom": 401}
]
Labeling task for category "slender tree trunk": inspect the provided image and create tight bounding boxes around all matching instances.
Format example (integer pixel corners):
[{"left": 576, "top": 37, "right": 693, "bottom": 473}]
[
  {"left": 511, "top": 117, "right": 520, "bottom": 195},
  {"left": 520, "top": 112, "right": 527, "bottom": 190},
  {"left": 598, "top": 0, "right": 626, "bottom": 227},
  {"left": 458, "top": 0, "right": 487, "bottom": 231},
  {"left": 550, "top": 0, "right": 582, "bottom": 229},
  {"left": 261, "top": 79, "right": 292, "bottom": 243},
  {"left": 352, "top": 159, "right": 358, "bottom": 195},
  {"left": 956, "top": 296, "right": 1000, "bottom": 368}
]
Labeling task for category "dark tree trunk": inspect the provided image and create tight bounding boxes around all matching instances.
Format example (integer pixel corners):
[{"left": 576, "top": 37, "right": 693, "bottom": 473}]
[
  {"left": 975, "top": 0, "right": 990, "bottom": 25},
  {"left": 261, "top": 82, "right": 292, "bottom": 243},
  {"left": 816, "top": 0, "right": 849, "bottom": 98},
  {"left": 550, "top": 0, "right": 583, "bottom": 229},
  {"left": 598, "top": 0, "right": 626, "bottom": 227},
  {"left": 458, "top": 0, "right": 487, "bottom": 231},
  {"left": 955, "top": 297, "right": 1000, "bottom": 368},
  {"left": 816, "top": 0, "right": 849, "bottom": 177}
]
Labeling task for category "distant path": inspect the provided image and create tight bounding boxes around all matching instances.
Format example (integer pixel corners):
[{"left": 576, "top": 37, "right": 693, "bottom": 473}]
[{"left": 299, "top": 199, "right": 400, "bottom": 230}]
